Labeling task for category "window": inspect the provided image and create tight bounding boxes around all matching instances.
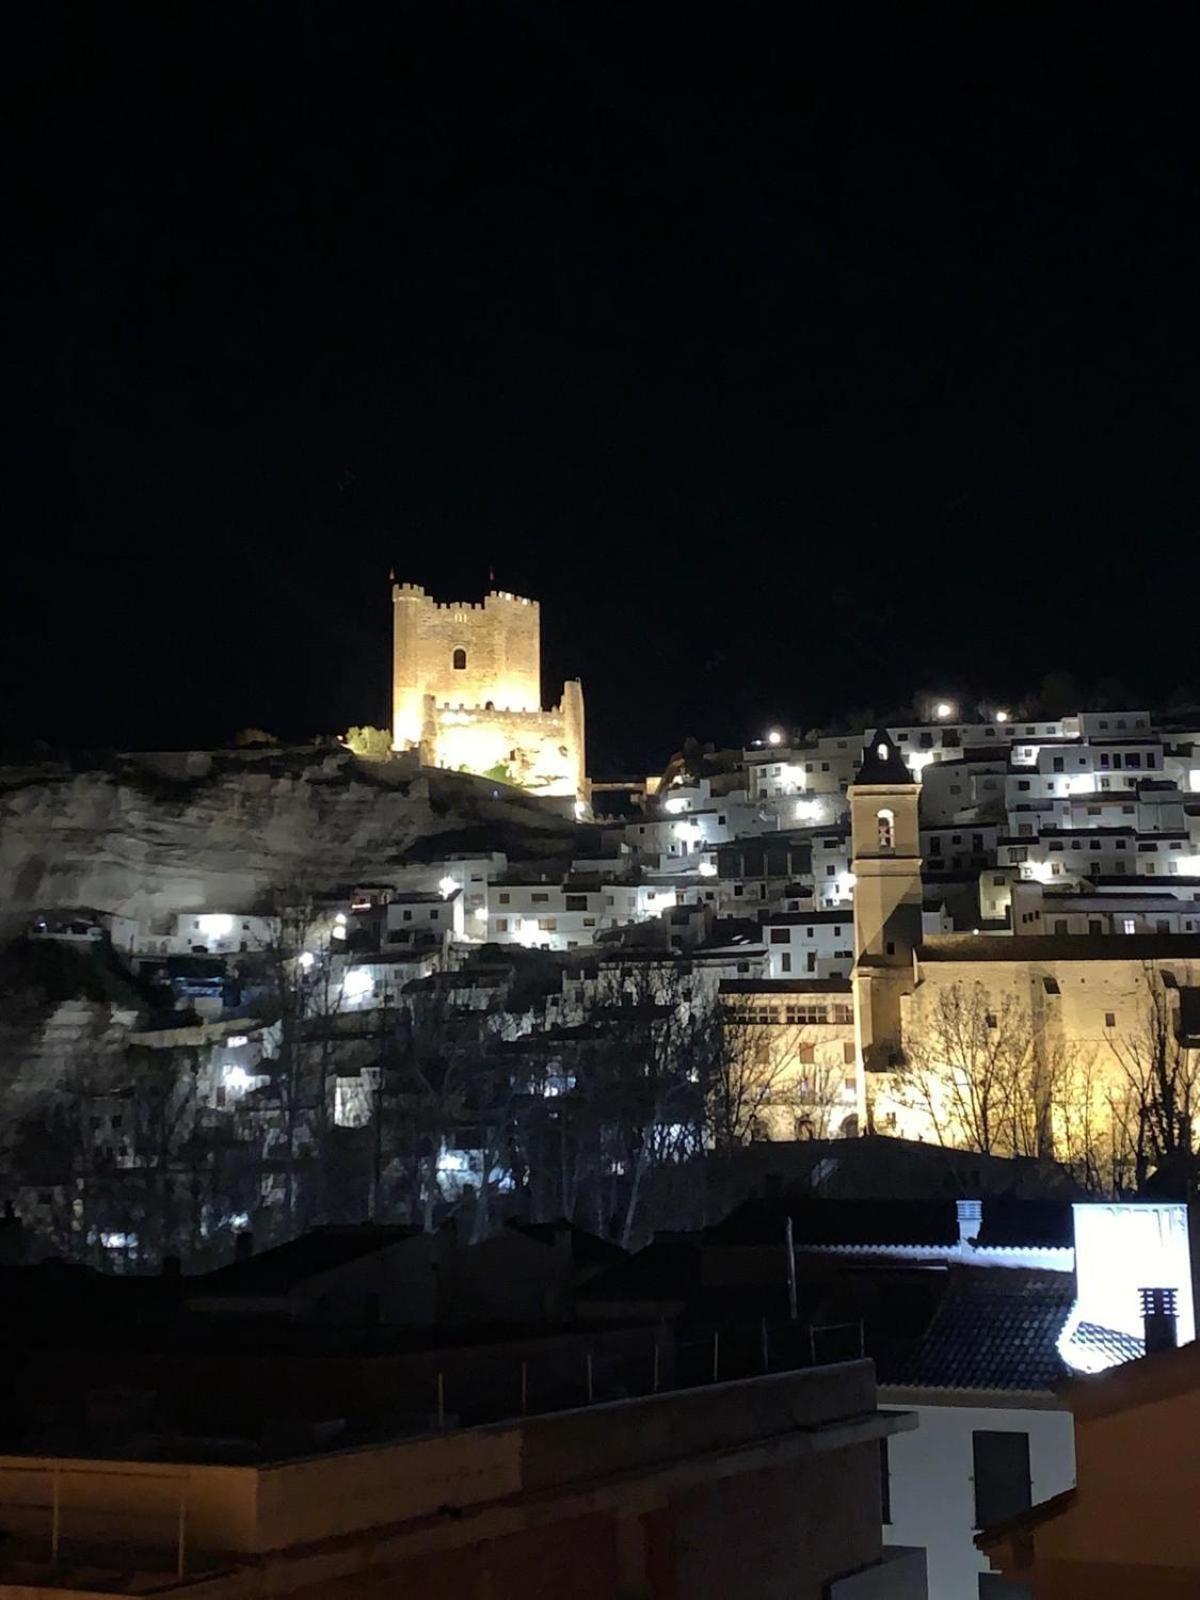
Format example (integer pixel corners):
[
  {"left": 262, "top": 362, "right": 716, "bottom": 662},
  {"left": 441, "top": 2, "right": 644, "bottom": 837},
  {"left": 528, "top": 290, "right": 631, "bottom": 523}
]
[
  {"left": 985, "top": 1012, "right": 998, "bottom": 1029},
  {"left": 770, "top": 928, "right": 790, "bottom": 944},
  {"left": 531, "top": 892, "right": 550, "bottom": 903},
  {"left": 843, "top": 1042, "right": 856, "bottom": 1065},
  {"left": 879, "top": 1436, "right": 891, "bottom": 1525},
  {"left": 1105, "top": 1012, "right": 1116, "bottom": 1027},
  {"left": 452, "top": 647, "right": 467, "bottom": 670},
  {"left": 565, "top": 895, "right": 587, "bottom": 912},
  {"left": 499, "top": 892, "right": 511, "bottom": 905},
  {"left": 972, "top": 1430, "right": 1031, "bottom": 1529},
  {"left": 781, "top": 952, "right": 792, "bottom": 973},
  {"left": 1123, "top": 917, "right": 1136, "bottom": 934},
  {"left": 495, "top": 918, "right": 508, "bottom": 932},
  {"left": 876, "top": 808, "right": 895, "bottom": 851},
  {"left": 537, "top": 917, "right": 557, "bottom": 931}
]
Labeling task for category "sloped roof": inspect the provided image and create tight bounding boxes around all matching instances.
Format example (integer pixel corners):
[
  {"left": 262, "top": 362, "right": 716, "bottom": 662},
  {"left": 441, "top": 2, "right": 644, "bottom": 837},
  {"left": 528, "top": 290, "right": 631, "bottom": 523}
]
[
  {"left": 193, "top": 1225, "right": 421, "bottom": 1297},
  {"left": 707, "top": 1197, "right": 958, "bottom": 1247},
  {"left": 507, "top": 1219, "right": 626, "bottom": 1270},
  {"left": 854, "top": 729, "right": 917, "bottom": 787},
  {"left": 880, "top": 1269, "right": 1073, "bottom": 1391}
]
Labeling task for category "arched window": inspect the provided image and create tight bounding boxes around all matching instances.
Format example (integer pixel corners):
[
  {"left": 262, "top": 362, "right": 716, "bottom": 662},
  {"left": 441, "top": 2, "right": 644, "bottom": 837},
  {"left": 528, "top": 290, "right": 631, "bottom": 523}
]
[
  {"left": 452, "top": 647, "right": 467, "bottom": 670},
  {"left": 876, "top": 808, "right": 895, "bottom": 851}
]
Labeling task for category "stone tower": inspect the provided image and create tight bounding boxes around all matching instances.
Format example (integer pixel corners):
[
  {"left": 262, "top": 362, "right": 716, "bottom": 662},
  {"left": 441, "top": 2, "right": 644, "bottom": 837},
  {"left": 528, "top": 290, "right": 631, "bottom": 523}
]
[
  {"left": 390, "top": 580, "right": 586, "bottom": 806},
  {"left": 849, "top": 729, "right": 922, "bottom": 1081},
  {"left": 392, "top": 583, "right": 541, "bottom": 750}
]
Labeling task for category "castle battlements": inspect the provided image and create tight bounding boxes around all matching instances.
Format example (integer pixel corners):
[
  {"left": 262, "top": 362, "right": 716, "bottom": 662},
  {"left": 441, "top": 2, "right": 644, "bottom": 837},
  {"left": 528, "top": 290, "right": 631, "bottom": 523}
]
[
  {"left": 393, "top": 584, "right": 537, "bottom": 612},
  {"left": 390, "top": 578, "right": 584, "bottom": 801}
]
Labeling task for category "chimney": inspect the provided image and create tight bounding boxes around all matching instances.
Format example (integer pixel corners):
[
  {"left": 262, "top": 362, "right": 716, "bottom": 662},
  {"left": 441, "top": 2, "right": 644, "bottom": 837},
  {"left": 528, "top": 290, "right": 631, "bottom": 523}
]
[
  {"left": 1140, "top": 1287, "right": 1179, "bottom": 1354},
  {"left": 234, "top": 1230, "right": 254, "bottom": 1263},
  {"left": 956, "top": 1199, "right": 982, "bottom": 1247}
]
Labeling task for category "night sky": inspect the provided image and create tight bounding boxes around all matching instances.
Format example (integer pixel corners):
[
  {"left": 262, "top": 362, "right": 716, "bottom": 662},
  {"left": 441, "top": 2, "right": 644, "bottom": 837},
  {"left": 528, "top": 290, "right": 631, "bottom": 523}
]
[{"left": 9, "top": 6, "right": 1200, "bottom": 775}]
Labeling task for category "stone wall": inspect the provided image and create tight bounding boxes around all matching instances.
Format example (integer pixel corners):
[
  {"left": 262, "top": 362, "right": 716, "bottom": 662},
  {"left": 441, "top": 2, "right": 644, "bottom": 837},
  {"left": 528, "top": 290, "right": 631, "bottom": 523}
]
[
  {"left": 392, "top": 583, "right": 541, "bottom": 748},
  {"left": 427, "top": 685, "right": 586, "bottom": 801}
]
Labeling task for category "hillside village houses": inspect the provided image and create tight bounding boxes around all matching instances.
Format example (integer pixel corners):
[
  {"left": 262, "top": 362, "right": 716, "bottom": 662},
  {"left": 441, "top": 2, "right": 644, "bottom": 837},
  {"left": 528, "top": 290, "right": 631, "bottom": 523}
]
[{"left": 12, "top": 582, "right": 1200, "bottom": 1252}]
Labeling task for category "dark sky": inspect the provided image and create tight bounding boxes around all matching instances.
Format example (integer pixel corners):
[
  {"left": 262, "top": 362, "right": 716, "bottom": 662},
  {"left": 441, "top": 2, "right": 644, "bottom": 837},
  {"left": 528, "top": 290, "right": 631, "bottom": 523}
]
[{"left": 8, "top": 6, "right": 1200, "bottom": 774}]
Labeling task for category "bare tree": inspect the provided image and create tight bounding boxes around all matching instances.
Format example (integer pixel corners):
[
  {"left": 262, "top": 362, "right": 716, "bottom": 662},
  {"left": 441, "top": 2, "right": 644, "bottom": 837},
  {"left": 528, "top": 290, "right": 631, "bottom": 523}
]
[
  {"left": 896, "top": 981, "right": 1057, "bottom": 1157},
  {"left": 705, "top": 1003, "right": 837, "bottom": 1148},
  {"left": 255, "top": 891, "right": 345, "bottom": 1235},
  {"left": 1107, "top": 964, "right": 1199, "bottom": 1194}
]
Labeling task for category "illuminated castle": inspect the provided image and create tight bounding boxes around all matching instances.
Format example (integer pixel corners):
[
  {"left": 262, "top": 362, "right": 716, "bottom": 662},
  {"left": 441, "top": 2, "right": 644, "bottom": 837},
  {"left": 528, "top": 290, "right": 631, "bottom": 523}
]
[{"left": 391, "top": 582, "right": 586, "bottom": 805}]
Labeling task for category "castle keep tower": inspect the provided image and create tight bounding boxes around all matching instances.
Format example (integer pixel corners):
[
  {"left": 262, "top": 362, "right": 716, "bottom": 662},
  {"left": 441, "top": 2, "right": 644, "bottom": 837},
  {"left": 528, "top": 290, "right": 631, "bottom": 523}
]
[
  {"left": 391, "top": 581, "right": 586, "bottom": 805},
  {"left": 849, "top": 729, "right": 922, "bottom": 1082}
]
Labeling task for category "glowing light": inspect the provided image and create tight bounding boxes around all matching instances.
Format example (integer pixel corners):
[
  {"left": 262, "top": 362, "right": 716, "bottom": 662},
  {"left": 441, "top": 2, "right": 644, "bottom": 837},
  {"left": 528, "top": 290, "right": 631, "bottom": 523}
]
[
  {"left": 876, "top": 743, "right": 888, "bottom": 761},
  {"left": 298, "top": 951, "right": 316, "bottom": 971},
  {"left": 766, "top": 729, "right": 783, "bottom": 747},
  {"left": 196, "top": 914, "right": 233, "bottom": 938},
  {"left": 698, "top": 861, "right": 717, "bottom": 878},
  {"left": 995, "top": 710, "right": 1010, "bottom": 723},
  {"left": 1058, "top": 1202, "right": 1195, "bottom": 1373},
  {"left": 331, "top": 925, "right": 347, "bottom": 940},
  {"left": 665, "top": 797, "right": 688, "bottom": 815},
  {"left": 438, "top": 876, "right": 457, "bottom": 899},
  {"left": 342, "top": 967, "right": 374, "bottom": 1001},
  {"left": 334, "top": 912, "right": 347, "bottom": 925},
  {"left": 573, "top": 799, "right": 587, "bottom": 820},
  {"left": 226, "top": 1035, "right": 248, "bottom": 1048},
  {"left": 906, "top": 752, "right": 936, "bottom": 776},
  {"left": 224, "top": 1064, "right": 253, "bottom": 1095},
  {"left": 474, "top": 907, "right": 489, "bottom": 922},
  {"left": 794, "top": 799, "right": 822, "bottom": 822},
  {"left": 934, "top": 702, "right": 954, "bottom": 721}
]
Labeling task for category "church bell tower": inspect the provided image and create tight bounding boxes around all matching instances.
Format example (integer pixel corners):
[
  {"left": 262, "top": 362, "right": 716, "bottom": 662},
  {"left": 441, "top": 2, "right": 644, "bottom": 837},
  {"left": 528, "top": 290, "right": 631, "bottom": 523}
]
[{"left": 849, "top": 729, "right": 922, "bottom": 1089}]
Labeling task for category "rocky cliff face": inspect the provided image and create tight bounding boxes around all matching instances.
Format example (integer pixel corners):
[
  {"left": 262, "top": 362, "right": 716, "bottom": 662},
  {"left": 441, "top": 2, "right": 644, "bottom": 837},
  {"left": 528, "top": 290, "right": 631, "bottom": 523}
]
[{"left": 0, "top": 747, "right": 579, "bottom": 928}]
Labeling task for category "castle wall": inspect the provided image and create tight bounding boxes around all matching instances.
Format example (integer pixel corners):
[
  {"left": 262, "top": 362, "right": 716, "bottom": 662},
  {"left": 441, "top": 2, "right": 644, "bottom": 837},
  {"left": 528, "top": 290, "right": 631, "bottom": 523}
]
[
  {"left": 392, "top": 582, "right": 585, "bottom": 803},
  {"left": 392, "top": 585, "right": 541, "bottom": 749},
  {"left": 429, "top": 687, "right": 585, "bottom": 801}
]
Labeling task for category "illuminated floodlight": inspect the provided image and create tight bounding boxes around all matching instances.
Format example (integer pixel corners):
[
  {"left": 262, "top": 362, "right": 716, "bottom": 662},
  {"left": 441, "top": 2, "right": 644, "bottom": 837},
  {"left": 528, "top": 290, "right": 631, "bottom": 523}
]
[
  {"left": 298, "top": 950, "right": 316, "bottom": 971},
  {"left": 196, "top": 913, "right": 233, "bottom": 938},
  {"left": 334, "top": 911, "right": 347, "bottom": 925},
  {"left": 573, "top": 799, "right": 587, "bottom": 820},
  {"left": 995, "top": 710, "right": 1010, "bottom": 724},
  {"left": 876, "top": 743, "right": 888, "bottom": 761},
  {"left": 665, "top": 797, "right": 688, "bottom": 815},
  {"left": 342, "top": 967, "right": 374, "bottom": 1000},
  {"left": 698, "top": 860, "right": 717, "bottom": 878},
  {"left": 795, "top": 799, "right": 821, "bottom": 822},
  {"left": 474, "top": 907, "right": 488, "bottom": 922},
  {"left": 766, "top": 729, "right": 784, "bottom": 747},
  {"left": 226, "top": 1034, "right": 248, "bottom": 1048},
  {"left": 438, "top": 875, "right": 457, "bottom": 899},
  {"left": 224, "top": 1064, "right": 253, "bottom": 1095},
  {"left": 933, "top": 701, "right": 954, "bottom": 721}
]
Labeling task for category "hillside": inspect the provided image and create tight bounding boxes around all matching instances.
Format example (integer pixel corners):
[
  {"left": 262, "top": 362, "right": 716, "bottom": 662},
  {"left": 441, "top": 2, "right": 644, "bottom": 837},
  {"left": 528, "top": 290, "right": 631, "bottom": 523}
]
[{"left": 0, "top": 746, "right": 588, "bottom": 930}]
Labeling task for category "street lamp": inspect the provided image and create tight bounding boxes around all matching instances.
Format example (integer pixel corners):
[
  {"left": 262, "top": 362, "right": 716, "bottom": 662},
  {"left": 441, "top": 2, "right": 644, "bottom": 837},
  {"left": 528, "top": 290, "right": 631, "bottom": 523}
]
[{"left": 766, "top": 728, "right": 784, "bottom": 747}]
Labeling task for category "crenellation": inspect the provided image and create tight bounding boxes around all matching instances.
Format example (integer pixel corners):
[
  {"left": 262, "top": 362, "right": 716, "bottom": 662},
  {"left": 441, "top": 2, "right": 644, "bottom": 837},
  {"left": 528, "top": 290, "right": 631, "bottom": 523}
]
[{"left": 390, "top": 576, "right": 585, "bottom": 803}]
